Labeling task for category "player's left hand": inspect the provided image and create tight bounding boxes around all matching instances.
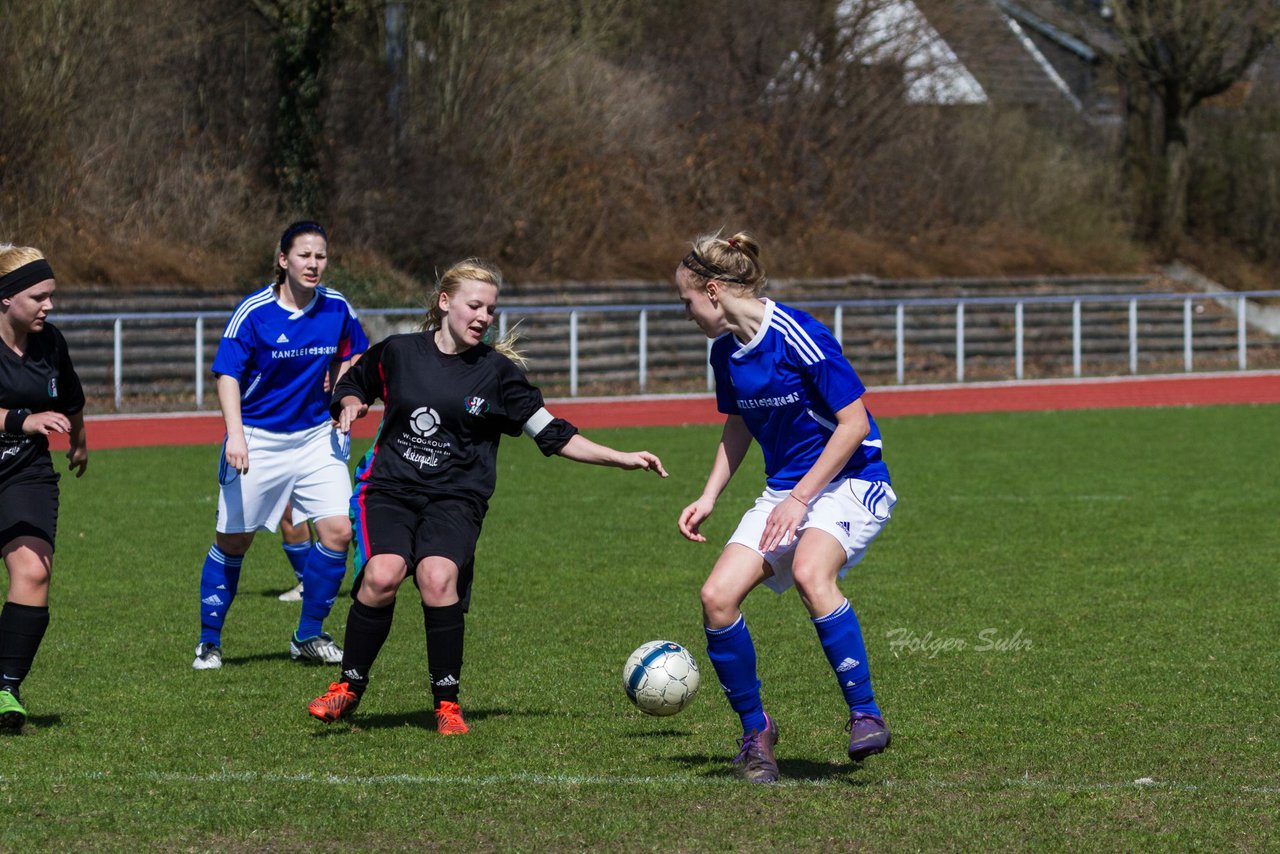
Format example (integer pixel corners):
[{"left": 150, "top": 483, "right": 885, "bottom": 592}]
[
  {"left": 620, "top": 451, "right": 668, "bottom": 478},
  {"left": 759, "top": 493, "right": 807, "bottom": 553},
  {"left": 67, "top": 443, "right": 88, "bottom": 478},
  {"left": 22, "top": 411, "right": 71, "bottom": 436}
]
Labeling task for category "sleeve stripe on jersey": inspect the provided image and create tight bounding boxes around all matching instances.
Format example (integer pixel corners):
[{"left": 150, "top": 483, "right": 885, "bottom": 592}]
[
  {"left": 224, "top": 288, "right": 275, "bottom": 338},
  {"left": 242, "top": 373, "right": 264, "bottom": 399},
  {"left": 318, "top": 286, "right": 360, "bottom": 319},
  {"left": 806, "top": 409, "right": 884, "bottom": 449},
  {"left": 806, "top": 408, "right": 837, "bottom": 431},
  {"left": 522, "top": 407, "right": 554, "bottom": 438},
  {"left": 772, "top": 309, "right": 825, "bottom": 365}
]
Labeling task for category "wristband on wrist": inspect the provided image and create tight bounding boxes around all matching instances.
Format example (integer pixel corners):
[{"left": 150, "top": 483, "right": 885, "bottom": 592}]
[
  {"left": 788, "top": 491, "right": 808, "bottom": 506},
  {"left": 5, "top": 408, "right": 31, "bottom": 435}
]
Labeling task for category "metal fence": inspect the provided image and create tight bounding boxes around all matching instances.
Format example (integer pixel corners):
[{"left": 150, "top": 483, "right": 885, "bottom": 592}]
[{"left": 51, "top": 289, "right": 1280, "bottom": 410}]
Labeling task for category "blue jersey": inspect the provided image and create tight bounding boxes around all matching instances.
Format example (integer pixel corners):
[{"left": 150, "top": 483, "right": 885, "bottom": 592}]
[
  {"left": 213, "top": 285, "right": 369, "bottom": 433},
  {"left": 711, "top": 299, "right": 889, "bottom": 489}
]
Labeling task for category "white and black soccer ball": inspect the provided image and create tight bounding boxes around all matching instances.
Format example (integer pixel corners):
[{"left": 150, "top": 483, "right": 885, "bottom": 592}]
[{"left": 623, "top": 640, "right": 700, "bottom": 716}]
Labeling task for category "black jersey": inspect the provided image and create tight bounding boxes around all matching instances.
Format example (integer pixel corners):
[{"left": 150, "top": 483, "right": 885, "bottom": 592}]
[
  {"left": 334, "top": 333, "right": 576, "bottom": 508},
  {"left": 0, "top": 323, "right": 85, "bottom": 480}
]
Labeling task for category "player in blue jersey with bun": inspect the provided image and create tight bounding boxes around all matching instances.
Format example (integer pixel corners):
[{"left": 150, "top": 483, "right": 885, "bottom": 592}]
[
  {"left": 0, "top": 245, "right": 87, "bottom": 729},
  {"left": 675, "top": 231, "right": 896, "bottom": 784},
  {"left": 192, "top": 221, "right": 369, "bottom": 670}
]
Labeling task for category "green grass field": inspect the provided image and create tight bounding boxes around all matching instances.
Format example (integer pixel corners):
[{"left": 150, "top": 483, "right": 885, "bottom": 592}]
[{"left": 2, "top": 405, "right": 1277, "bottom": 851}]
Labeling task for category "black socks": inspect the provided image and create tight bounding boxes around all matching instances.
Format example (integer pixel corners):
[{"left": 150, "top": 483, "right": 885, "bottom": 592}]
[
  {"left": 0, "top": 602, "right": 50, "bottom": 697},
  {"left": 339, "top": 599, "right": 395, "bottom": 694},
  {"left": 422, "top": 602, "right": 465, "bottom": 706}
]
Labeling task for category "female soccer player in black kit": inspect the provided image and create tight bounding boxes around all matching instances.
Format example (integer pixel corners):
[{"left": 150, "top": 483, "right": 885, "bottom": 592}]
[
  {"left": 0, "top": 245, "right": 87, "bottom": 730},
  {"left": 308, "top": 259, "right": 667, "bottom": 734}
]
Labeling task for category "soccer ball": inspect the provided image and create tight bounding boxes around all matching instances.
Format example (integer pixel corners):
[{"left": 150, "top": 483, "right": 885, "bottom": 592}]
[{"left": 623, "top": 640, "right": 700, "bottom": 716}]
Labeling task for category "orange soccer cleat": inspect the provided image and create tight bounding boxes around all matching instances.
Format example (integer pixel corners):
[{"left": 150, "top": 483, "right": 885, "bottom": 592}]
[
  {"left": 434, "top": 700, "right": 469, "bottom": 735},
  {"left": 308, "top": 681, "right": 360, "bottom": 723}
]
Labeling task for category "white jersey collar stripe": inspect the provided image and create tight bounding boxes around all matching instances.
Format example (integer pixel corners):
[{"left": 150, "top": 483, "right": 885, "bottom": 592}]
[
  {"left": 280, "top": 288, "right": 319, "bottom": 319},
  {"left": 731, "top": 299, "right": 775, "bottom": 359}
]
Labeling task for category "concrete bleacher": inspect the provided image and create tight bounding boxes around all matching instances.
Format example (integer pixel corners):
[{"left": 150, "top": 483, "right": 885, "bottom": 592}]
[
  {"left": 52, "top": 287, "right": 240, "bottom": 407},
  {"left": 50, "top": 274, "right": 1280, "bottom": 410}
]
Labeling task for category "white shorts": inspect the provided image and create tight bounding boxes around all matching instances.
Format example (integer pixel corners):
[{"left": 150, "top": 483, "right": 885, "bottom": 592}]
[
  {"left": 216, "top": 422, "right": 352, "bottom": 534},
  {"left": 728, "top": 478, "right": 897, "bottom": 594}
]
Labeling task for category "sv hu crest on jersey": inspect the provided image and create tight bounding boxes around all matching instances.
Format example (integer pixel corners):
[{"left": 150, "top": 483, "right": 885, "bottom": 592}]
[
  {"left": 464, "top": 396, "right": 489, "bottom": 416},
  {"left": 48, "top": 376, "right": 58, "bottom": 398}
]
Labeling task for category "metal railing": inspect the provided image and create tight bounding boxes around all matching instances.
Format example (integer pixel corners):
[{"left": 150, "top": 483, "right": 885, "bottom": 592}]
[{"left": 51, "top": 289, "right": 1280, "bottom": 409}]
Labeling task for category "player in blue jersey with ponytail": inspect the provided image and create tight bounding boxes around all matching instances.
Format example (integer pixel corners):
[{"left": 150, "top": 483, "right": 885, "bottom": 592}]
[
  {"left": 676, "top": 231, "right": 896, "bottom": 784},
  {"left": 192, "top": 221, "right": 369, "bottom": 670}
]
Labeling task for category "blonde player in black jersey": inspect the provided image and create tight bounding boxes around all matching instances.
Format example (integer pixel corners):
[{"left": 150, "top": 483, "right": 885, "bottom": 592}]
[
  {"left": 0, "top": 245, "right": 87, "bottom": 730},
  {"left": 308, "top": 259, "right": 667, "bottom": 734}
]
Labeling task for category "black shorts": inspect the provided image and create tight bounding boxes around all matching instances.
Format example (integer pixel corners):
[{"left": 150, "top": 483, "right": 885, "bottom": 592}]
[
  {"left": 0, "top": 467, "right": 60, "bottom": 549},
  {"left": 351, "top": 489, "right": 483, "bottom": 605}
]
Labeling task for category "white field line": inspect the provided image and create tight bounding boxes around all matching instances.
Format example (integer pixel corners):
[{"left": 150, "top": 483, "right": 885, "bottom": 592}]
[
  {"left": 7, "top": 770, "right": 1268, "bottom": 794},
  {"left": 944, "top": 495, "right": 1130, "bottom": 502}
]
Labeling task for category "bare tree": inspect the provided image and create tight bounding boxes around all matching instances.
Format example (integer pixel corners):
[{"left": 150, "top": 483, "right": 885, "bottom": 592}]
[
  {"left": 1107, "top": 0, "right": 1280, "bottom": 257},
  {"left": 246, "top": 0, "right": 351, "bottom": 215}
]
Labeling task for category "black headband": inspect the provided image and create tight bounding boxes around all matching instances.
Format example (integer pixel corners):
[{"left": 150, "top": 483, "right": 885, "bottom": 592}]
[
  {"left": 681, "top": 249, "right": 747, "bottom": 285},
  {"left": 279, "top": 221, "right": 327, "bottom": 254},
  {"left": 0, "top": 259, "right": 55, "bottom": 300}
]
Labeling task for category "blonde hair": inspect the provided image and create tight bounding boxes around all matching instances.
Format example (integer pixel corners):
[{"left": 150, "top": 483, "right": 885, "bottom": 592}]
[
  {"left": 681, "top": 231, "right": 767, "bottom": 297},
  {"left": 424, "top": 258, "right": 526, "bottom": 366},
  {"left": 0, "top": 245, "right": 46, "bottom": 277}
]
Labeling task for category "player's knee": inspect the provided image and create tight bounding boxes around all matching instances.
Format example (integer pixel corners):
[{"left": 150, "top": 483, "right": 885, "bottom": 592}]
[
  {"left": 700, "top": 580, "right": 736, "bottom": 626},
  {"left": 792, "top": 559, "right": 836, "bottom": 605},
  {"left": 313, "top": 517, "right": 352, "bottom": 551},
  {"left": 11, "top": 562, "right": 51, "bottom": 592},
  {"left": 419, "top": 575, "right": 454, "bottom": 604},
  {"left": 360, "top": 568, "right": 400, "bottom": 602},
  {"left": 215, "top": 531, "right": 254, "bottom": 555},
  {"left": 319, "top": 529, "right": 352, "bottom": 551}
]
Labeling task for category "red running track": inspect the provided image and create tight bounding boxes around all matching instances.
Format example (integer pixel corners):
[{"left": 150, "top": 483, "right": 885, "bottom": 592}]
[{"left": 57, "top": 370, "right": 1280, "bottom": 450}]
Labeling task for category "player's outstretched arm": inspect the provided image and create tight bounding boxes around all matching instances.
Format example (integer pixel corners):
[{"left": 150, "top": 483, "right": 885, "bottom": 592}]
[{"left": 554, "top": 433, "right": 668, "bottom": 478}]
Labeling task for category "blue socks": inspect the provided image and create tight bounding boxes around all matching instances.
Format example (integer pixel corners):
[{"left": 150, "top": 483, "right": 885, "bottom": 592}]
[
  {"left": 705, "top": 614, "right": 768, "bottom": 736},
  {"left": 199, "top": 545, "right": 243, "bottom": 646},
  {"left": 813, "top": 599, "right": 880, "bottom": 717},
  {"left": 282, "top": 540, "right": 311, "bottom": 584},
  {"left": 295, "top": 543, "right": 347, "bottom": 640}
]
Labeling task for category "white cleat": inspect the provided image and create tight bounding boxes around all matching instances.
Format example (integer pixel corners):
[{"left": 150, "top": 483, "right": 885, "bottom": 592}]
[
  {"left": 192, "top": 642, "right": 223, "bottom": 670},
  {"left": 278, "top": 582, "right": 304, "bottom": 602},
  {"left": 290, "top": 632, "right": 343, "bottom": 664}
]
